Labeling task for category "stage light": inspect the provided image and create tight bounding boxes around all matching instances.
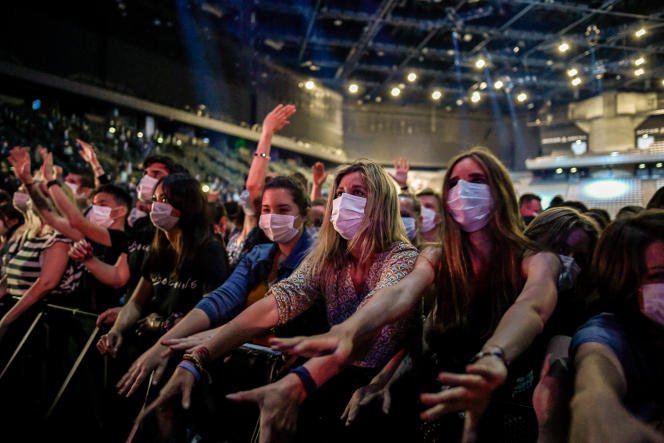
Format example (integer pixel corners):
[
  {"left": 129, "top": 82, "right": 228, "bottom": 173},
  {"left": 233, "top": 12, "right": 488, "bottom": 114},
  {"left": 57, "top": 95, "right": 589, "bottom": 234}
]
[
  {"left": 558, "top": 41, "right": 570, "bottom": 53},
  {"left": 31, "top": 99, "right": 41, "bottom": 111},
  {"left": 431, "top": 90, "right": 442, "bottom": 101},
  {"left": 137, "top": 132, "right": 144, "bottom": 138},
  {"left": 571, "top": 77, "right": 582, "bottom": 86},
  {"left": 108, "top": 127, "right": 116, "bottom": 134},
  {"left": 570, "top": 167, "right": 578, "bottom": 173},
  {"left": 407, "top": 72, "right": 417, "bottom": 82},
  {"left": 157, "top": 137, "right": 164, "bottom": 143},
  {"left": 638, "top": 163, "right": 647, "bottom": 169},
  {"left": 390, "top": 87, "right": 401, "bottom": 97},
  {"left": 656, "top": 162, "right": 663, "bottom": 168},
  {"left": 304, "top": 80, "right": 315, "bottom": 90},
  {"left": 475, "top": 58, "right": 487, "bottom": 69},
  {"left": 348, "top": 83, "right": 359, "bottom": 94},
  {"left": 494, "top": 80, "right": 504, "bottom": 89},
  {"left": 567, "top": 68, "right": 578, "bottom": 77},
  {"left": 202, "top": 184, "right": 210, "bottom": 193},
  {"left": 555, "top": 168, "right": 564, "bottom": 174},
  {"left": 456, "top": 98, "right": 464, "bottom": 106},
  {"left": 479, "top": 82, "right": 487, "bottom": 90},
  {"left": 634, "top": 57, "right": 646, "bottom": 66},
  {"left": 635, "top": 27, "right": 647, "bottom": 38},
  {"left": 470, "top": 91, "right": 481, "bottom": 103},
  {"left": 634, "top": 68, "right": 645, "bottom": 77},
  {"left": 516, "top": 92, "right": 528, "bottom": 103}
]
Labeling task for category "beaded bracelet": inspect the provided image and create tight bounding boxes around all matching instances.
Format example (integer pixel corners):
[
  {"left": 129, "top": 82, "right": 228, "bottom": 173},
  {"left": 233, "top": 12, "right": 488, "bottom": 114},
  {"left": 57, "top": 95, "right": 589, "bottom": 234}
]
[
  {"left": 289, "top": 365, "right": 317, "bottom": 397},
  {"left": 177, "top": 360, "right": 201, "bottom": 382},
  {"left": 254, "top": 152, "right": 270, "bottom": 159}
]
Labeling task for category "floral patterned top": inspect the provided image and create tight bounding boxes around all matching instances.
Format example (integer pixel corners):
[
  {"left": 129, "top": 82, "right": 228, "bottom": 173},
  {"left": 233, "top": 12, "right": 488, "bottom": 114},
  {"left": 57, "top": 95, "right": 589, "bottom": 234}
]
[{"left": 271, "top": 241, "right": 419, "bottom": 368}]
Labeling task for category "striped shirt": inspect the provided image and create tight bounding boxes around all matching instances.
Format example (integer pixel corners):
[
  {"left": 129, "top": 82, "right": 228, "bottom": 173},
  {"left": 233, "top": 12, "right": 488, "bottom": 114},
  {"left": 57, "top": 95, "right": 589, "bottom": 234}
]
[{"left": 4, "top": 231, "right": 83, "bottom": 298}]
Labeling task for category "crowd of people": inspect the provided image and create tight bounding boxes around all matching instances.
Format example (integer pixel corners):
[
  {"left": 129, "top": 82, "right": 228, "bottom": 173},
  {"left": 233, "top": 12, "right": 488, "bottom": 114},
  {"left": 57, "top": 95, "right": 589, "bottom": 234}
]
[{"left": 0, "top": 103, "right": 663, "bottom": 443}]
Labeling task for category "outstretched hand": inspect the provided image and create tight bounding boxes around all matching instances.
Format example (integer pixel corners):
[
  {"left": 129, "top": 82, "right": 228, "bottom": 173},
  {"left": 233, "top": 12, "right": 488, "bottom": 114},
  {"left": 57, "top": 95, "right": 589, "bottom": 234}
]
[
  {"left": 38, "top": 147, "right": 56, "bottom": 181},
  {"left": 227, "top": 374, "right": 306, "bottom": 443},
  {"left": 269, "top": 325, "right": 355, "bottom": 365},
  {"left": 341, "top": 380, "right": 392, "bottom": 426},
  {"left": 420, "top": 356, "right": 508, "bottom": 443},
  {"left": 137, "top": 365, "right": 196, "bottom": 423},
  {"left": 262, "top": 104, "right": 296, "bottom": 135},
  {"left": 76, "top": 139, "right": 98, "bottom": 165}
]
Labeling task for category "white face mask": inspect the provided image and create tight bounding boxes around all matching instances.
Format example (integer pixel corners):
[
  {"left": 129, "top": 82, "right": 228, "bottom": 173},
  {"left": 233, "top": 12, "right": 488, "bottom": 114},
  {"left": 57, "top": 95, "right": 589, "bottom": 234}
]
[
  {"left": 331, "top": 193, "right": 366, "bottom": 240},
  {"left": 65, "top": 181, "right": 80, "bottom": 196},
  {"left": 239, "top": 189, "right": 256, "bottom": 216},
  {"left": 12, "top": 192, "right": 30, "bottom": 213},
  {"left": 420, "top": 206, "right": 438, "bottom": 234},
  {"left": 137, "top": 174, "right": 159, "bottom": 203},
  {"left": 641, "top": 283, "right": 664, "bottom": 327},
  {"left": 446, "top": 180, "right": 494, "bottom": 233},
  {"left": 402, "top": 216, "right": 417, "bottom": 241},
  {"left": 87, "top": 205, "right": 114, "bottom": 228},
  {"left": 259, "top": 214, "right": 300, "bottom": 243},
  {"left": 127, "top": 207, "right": 148, "bottom": 227},
  {"left": 150, "top": 201, "right": 179, "bottom": 232}
]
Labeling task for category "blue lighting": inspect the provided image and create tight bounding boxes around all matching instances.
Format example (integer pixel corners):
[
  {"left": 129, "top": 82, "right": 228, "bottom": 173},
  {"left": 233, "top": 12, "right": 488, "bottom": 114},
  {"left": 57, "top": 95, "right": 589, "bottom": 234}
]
[{"left": 31, "top": 99, "right": 41, "bottom": 111}]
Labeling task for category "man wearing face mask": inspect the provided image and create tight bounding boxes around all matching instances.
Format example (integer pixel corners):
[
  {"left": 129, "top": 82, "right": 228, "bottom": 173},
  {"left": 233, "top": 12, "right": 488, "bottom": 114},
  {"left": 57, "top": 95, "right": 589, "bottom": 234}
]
[
  {"left": 399, "top": 193, "right": 422, "bottom": 248},
  {"left": 416, "top": 189, "right": 442, "bottom": 243}
]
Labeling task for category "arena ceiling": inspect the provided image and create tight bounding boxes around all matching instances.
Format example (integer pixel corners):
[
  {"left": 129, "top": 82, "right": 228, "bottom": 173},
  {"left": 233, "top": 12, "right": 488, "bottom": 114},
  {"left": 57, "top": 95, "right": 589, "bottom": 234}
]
[{"left": 18, "top": 1, "right": 664, "bottom": 110}]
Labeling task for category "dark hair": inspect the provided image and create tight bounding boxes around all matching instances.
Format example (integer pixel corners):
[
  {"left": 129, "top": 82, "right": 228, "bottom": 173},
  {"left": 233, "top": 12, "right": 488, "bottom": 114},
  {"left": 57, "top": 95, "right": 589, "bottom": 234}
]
[
  {"left": 263, "top": 176, "right": 310, "bottom": 216},
  {"left": 398, "top": 193, "right": 421, "bottom": 216},
  {"left": 560, "top": 200, "right": 588, "bottom": 212},
  {"left": 0, "top": 202, "right": 24, "bottom": 226},
  {"left": 518, "top": 193, "right": 541, "bottom": 207},
  {"left": 586, "top": 208, "right": 611, "bottom": 230},
  {"left": 0, "top": 189, "right": 11, "bottom": 205},
  {"left": 647, "top": 186, "right": 664, "bottom": 210},
  {"left": 549, "top": 195, "right": 564, "bottom": 207},
  {"left": 93, "top": 184, "right": 132, "bottom": 211},
  {"left": 144, "top": 155, "right": 175, "bottom": 175},
  {"left": 616, "top": 205, "right": 643, "bottom": 220},
  {"left": 289, "top": 172, "right": 309, "bottom": 195},
  {"left": 416, "top": 188, "right": 442, "bottom": 211},
  {"left": 67, "top": 166, "right": 95, "bottom": 189},
  {"left": 593, "top": 209, "right": 664, "bottom": 318},
  {"left": 149, "top": 173, "right": 212, "bottom": 273}
]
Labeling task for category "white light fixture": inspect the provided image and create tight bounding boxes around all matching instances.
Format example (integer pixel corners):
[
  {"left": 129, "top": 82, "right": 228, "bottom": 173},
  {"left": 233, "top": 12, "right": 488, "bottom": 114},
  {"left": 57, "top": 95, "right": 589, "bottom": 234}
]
[
  {"left": 201, "top": 184, "right": 210, "bottom": 193},
  {"left": 390, "top": 87, "right": 401, "bottom": 97},
  {"left": 571, "top": 77, "right": 582, "bottom": 87},
  {"left": 456, "top": 98, "right": 464, "bottom": 106},
  {"left": 635, "top": 27, "right": 647, "bottom": 38},
  {"left": 638, "top": 163, "right": 647, "bottom": 169},
  {"left": 516, "top": 92, "right": 528, "bottom": 103},
  {"left": 479, "top": 82, "right": 487, "bottom": 90},
  {"left": 558, "top": 41, "right": 570, "bottom": 53},
  {"left": 108, "top": 127, "right": 116, "bottom": 134},
  {"left": 583, "top": 180, "right": 629, "bottom": 199},
  {"left": 304, "top": 80, "right": 315, "bottom": 90},
  {"left": 494, "top": 80, "right": 504, "bottom": 89},
  {"left": 570, "top": 167, "right": 578, "bottom": 173},
  {"left": 567, "top": 68, "right": 578, "bottom": 77},
  {"left": 475, "top": 58, "right": 487, "bottom": 69},
  {"left": 407, "top": 72, "right": 417, "bottom": 82},
  {"left": 555, "top": 168, "right": 564, "bottom": 174},
  {"left": 431, "top": 90, "right": 443, "bottom": 101},
  {"left": 634, "top": 57, "right": 646, "bottom": 66},
  {"left": 571, "top": 140, "right": 587, "bottom": 155},
  {"left": 470, "top": 91, "right": 481, "bottom": 103},
  {"left": 656, "top": 162, "right": 663, "bottom": 168},
  {"left": 137, "top": 131, "right": 144, "bottom": 138},
  {"left": 634, "top": 68, "right": 645, "bottom": 77},
  {"left": 348, "top": 83, "right": 359, "bottom": 94}
]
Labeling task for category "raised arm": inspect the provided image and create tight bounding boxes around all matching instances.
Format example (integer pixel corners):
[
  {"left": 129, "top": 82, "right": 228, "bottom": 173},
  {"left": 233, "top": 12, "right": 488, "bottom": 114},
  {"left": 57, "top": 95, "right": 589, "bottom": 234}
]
[
  {"left": 310, "top": 162, "right": 327, "bottom": 201},
  {"left": 76, "top": 139, "right": 108, "bottom": 187},
  {"left": 245, "top": 104, "right": 296, "bottom": 205}
]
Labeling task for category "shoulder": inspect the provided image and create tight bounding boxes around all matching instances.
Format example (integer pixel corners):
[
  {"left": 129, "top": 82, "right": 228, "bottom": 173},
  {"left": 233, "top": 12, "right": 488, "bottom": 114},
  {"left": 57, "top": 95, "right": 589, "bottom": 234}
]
[
  {"left": 386, "top": 240, "right": 419, "bottom": 257},
  {"left": 243, "top": 242, "right": 276, "bottom": 262},
  {"left": 571, "top": 313, "right": 628, "bottom": 358}
]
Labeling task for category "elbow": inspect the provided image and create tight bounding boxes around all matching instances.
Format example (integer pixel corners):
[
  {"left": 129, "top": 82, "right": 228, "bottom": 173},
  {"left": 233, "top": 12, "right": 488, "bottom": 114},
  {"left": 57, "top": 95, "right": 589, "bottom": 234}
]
[{"left": 111, "top": 276, "right": 129, "bottom": 289}]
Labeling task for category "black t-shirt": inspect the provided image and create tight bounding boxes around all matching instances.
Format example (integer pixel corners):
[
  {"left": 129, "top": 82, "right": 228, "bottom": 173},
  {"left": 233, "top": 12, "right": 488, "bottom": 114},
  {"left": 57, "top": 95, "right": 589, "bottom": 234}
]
[
  {"left": 126, "top": 215, "right": 154, "bottom": 294},
  {"left": 82, "top": 228, "right": 129, "bottom": 313},
  {"left": 142, "top": 237, "right": 229, "bottom": 319}
]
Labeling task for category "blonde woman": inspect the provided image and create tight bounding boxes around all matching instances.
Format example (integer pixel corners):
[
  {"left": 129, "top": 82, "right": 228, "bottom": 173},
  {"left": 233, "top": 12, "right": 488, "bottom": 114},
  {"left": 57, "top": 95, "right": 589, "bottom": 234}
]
[
  {"left": 141, "top": 160, "right": 419, "bottom": 441},
  {"left": 273, "top": 148, "right": 562, "bottom": 442}
]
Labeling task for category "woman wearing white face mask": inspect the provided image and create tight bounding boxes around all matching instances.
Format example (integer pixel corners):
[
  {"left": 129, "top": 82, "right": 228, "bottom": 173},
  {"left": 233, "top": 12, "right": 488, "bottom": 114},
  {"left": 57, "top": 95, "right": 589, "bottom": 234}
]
[
  {"left": 569, "top": 210, "right": 664, "bottom": 442},
  {"left": 140, "top": 161, "right": 418, "bottom": 442},
  {"left": 114, "top": 176, "right": 319, "bottom": 397},
  {"left": 272, "top": 148, "right": 562, "bottom": 442}
]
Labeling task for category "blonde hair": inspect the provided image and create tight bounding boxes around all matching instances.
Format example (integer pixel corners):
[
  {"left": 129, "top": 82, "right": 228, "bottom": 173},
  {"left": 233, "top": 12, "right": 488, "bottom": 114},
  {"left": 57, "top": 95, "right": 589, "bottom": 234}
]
[
  {"left": 307, "top": 160, "right": 407, "bottom": 279},
  {"left": 433, "top": 147, "right": 536, "bottom": 336}
]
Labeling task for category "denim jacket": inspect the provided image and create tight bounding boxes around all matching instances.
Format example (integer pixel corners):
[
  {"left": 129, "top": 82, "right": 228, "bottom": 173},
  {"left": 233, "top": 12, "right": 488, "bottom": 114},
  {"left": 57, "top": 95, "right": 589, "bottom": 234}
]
[{"left": 196, "top": 229, "right": 314, "bottom": 326}]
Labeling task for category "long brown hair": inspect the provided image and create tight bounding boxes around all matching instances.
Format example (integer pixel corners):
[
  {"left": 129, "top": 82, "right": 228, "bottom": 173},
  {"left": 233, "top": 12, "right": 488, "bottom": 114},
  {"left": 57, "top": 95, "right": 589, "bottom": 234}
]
[
  {"left": 433, "top": 147, "right": 536, "bottom": 337},
  {"left": 306, "top": 160, "right": 407, "bottom": 280},
  {"left": 593, "top": 209, "right": 664, "bottom": 316}
]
